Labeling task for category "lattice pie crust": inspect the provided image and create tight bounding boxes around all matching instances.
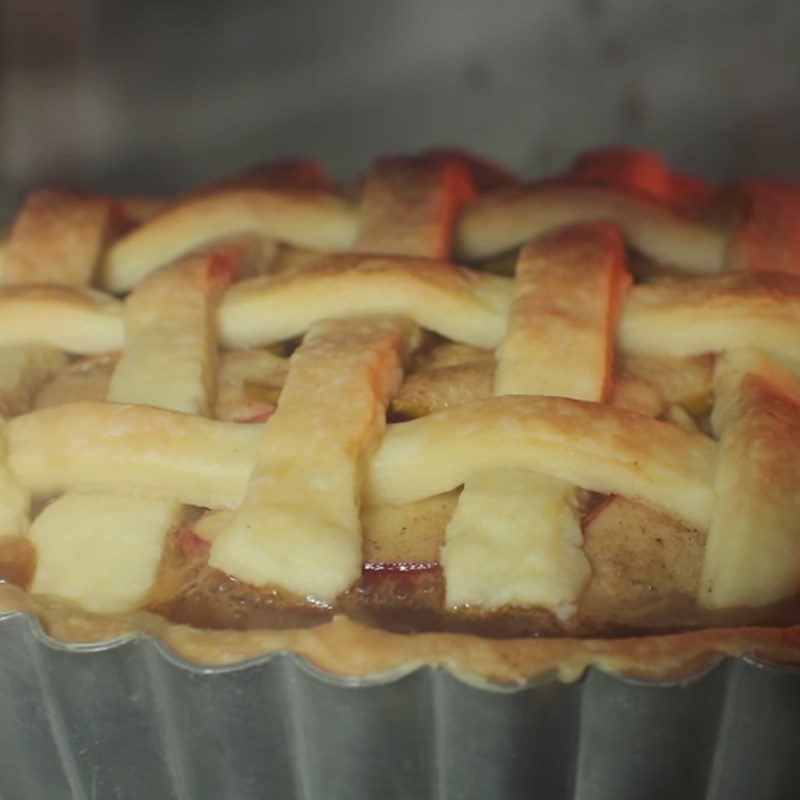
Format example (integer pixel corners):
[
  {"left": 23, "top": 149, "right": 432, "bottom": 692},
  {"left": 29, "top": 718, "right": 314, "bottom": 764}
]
[{"left": 0, "top": 149, "right": 799, "bottom": 681}]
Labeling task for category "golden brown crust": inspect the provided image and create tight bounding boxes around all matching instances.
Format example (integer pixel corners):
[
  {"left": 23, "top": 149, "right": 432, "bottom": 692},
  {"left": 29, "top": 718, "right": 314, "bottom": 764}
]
[
  {"left": 0, "top": 285, "right": 123, "bottom": 353},
  {"left": 4, "top": 395, "right": 715, "bottom": 527},
  {"left": 441, "top": 223, "right": 631, "bottom": 616},
  {"left": 1, "top": 584, "right": 799, "bottom": 684},
  {"left": 217, "top": 256, "right": 512, "bottom": 349},
  {"left": 115, "top": 196, "right": 169, "bottom": 225},
  {"left": 618, "top": 271, "right": 800, "bottom": 363},
  {"left": 568, "top": 149, "right": 712, "bottom": 213},
  {"left": 455, "top": 183, "right": 726, "bottom": 272},
  {"left": 28, "top": 250, "right": 239, "bottom": 613},
  {"left": 700, "top": 352, "right": 800, "bottom": 608},
  {"left": 727, "top": 182, "right": 800, "bottom": 275},
  {"left": 355, "top": 156, "right": 474, "bottom": 258},
  {"left": 367, "top": 395, "right": 717, "bottom": 528},
  {"left": 85, "top": 149, "right": 729, "bottom": 293},
  {"left": 570, "top": 148, "right": 672, "bottom": 199},
  {"left": 417, "top": 149, "right": 523, "bottom": 193},
  {"left": 3, "top": 190, "right": 113, "bottom": 287},
  {"left": 495, "top": 222, "right": 630, "bottom": 400},
  {"left": 4, "top": 266, "right": 799, "bottom": 364},
  {"left": 107, "top": 246, "right": 239, "bottom": 415},
  {"left": 209, "top": 317, "right": 415, "bottom": 600},
  {"left": 102, "top": 188, "right": 358, "bottom": 292},
  {"left": 7, "top": 401, "right": 261, "bottom": 508},
  {"left": 197, "top": 159, "right": 332, "bottom": 194}
]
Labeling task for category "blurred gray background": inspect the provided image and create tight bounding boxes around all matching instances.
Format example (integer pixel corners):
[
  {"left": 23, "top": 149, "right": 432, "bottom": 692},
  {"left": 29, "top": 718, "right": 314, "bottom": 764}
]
[{"left": 2, "top": 0, "right": 800, "bottom": 216}]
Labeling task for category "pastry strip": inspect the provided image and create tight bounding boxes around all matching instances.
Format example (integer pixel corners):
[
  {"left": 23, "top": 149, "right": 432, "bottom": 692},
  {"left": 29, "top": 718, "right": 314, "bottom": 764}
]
[
  {"left": 210, "top": 317, "right": 417, "bottom": 600},
  {"left": 570, "top": 148, "right": 671, "bottom": 198},
  {"left": 106, "top": 248, "right": 235, "bottom": 416},
  {"left": 0, "top": 345, "right": 68, "bottom": 536},
  {"left": 727, "top": 183, "right": 800, "bottom": 275},
  {"left": 10, "top": 402, "right": 260, "bottom": 509},
  {"left": 699, "top": 350, "right": 800, "bottom": 608},
  {"left": 0, "top": 201, "right": 108, "bottom": 406},
  {"left": 0, "top": 204, "right": 110, "bottom": 536},
  {"left": 355, "top": 156, "right": 473, "bottom": 258},
  {"left": 366, "top": 396, "right": 716, "bottom": 528},
  {"left": 2, "top": 270, "right": 800, "bottom": 362},
  {"left": 102, "top": 188, "right": 357, "bottom": 292},
  {"left": 444, "top": 224, "right": 630, "bottom": 615},
  {"left": 0, "top": 286, "right": 123, "bottom": 353},
  {"left": 617, "top": 272, "right": 800, "bottom": 365},
  {"left": 29, "top": 249, "right": 237, "bottom": 612},
  {"left": 5, "top": 397, "right": 716, "bottom": 532},
  {"left": 100, "top": 176, "right": 724, "bottom": 290},
  {"left": 219, "top": 256, "right": 510, "bottom": 348},
  {"left": 455, "top": 184, "right": 725, "bottom": 272},
  {"left": 2, "top": 189, "right": 113, "bottom": 286},
  {"left": 494, "top": 223, "right": 631, "bottom": 401}
]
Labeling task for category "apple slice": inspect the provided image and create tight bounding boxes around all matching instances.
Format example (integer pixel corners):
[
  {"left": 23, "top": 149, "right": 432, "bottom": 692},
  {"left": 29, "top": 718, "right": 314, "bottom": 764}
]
[
  {"left": 581, "top": 495, "right": 704, "bottom": 622},
  {"left": 362, "top": 491, "right": 457, "bottom": 570},
  {"left": 617, "top": 353, "right": 713, "bottom": 418},
  {"left": 391, "top": 362, "right": 492, "bottom": 418},
  {"left": 214, "top": 348, "right": 288, "bottom": 422},
  {"left": 31, "top": 492, "right": 187, "bottom": 613},
  {"left": 33, "top": 353, "right": 116, "bottom": 410},
  {"left": 189, "top": 494, "right": 453, "bottom": 574},
  {"left": 0, "top": 346, "right": 69, "bottom": 416}
]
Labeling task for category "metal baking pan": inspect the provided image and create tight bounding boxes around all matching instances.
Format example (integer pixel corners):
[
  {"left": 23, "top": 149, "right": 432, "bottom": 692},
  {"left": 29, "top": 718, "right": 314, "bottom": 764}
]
[{"left": 1, "top": 611, "right": 798, "bottom": 799}]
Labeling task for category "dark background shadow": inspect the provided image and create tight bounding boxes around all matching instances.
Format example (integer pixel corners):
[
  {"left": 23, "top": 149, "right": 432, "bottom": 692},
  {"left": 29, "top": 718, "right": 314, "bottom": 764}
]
[{"left": 2, "top": 0, "right": 800, "bottom": 214}]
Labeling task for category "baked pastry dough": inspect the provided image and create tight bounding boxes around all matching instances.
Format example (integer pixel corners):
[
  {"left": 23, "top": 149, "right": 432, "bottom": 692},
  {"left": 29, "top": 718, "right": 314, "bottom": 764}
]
[
  {"left": 700, "top": 350, "right": 800, "bottom": 608},
  {"left": 443, "top": 223, "right": 630, "bottom": 616},
  {"left": 455, "top": 183, "right": 725, "bottom": 271},
  {"left": 0, "top": 147, "right": 798, "bottom": 681},
  {"left": 3, "top": 189, "right": 113, "bottom": 286},
  {"left": 102, "top": 188, "right": 357, "bottom": 292},
  {"left": 30, "top": 249, "right": 236, "bottom": 612},
  {"left": 617, "top": 272, "right": 800, "bottom": 363},
  {"left": 210, "top": 317, "right": 417, "bottom": 600},
  {"left": 217, "top": 258, "right": 511, "bottom": 349}
]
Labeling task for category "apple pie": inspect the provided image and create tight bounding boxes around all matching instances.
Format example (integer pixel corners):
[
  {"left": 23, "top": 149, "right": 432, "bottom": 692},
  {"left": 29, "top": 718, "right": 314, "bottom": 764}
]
[{"left": 0, "top": 148, "right": 799, "bottom": 682}]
